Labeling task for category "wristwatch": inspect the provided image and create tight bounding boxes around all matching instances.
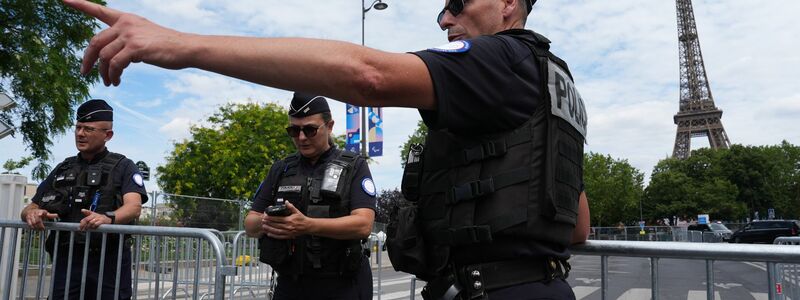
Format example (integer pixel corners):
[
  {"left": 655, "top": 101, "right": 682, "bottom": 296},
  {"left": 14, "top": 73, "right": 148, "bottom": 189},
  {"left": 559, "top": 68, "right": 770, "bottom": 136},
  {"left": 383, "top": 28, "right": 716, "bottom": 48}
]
[{"left": 104, "top": 211, "right": 116, "bottom": 224}]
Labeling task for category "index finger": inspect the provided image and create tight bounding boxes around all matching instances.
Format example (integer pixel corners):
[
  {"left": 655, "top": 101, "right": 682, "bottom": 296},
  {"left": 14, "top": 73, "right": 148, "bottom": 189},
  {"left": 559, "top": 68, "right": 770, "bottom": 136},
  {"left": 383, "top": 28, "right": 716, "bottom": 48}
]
[{"left": 62, "top": 0, "right": 123, "bottom": 26}]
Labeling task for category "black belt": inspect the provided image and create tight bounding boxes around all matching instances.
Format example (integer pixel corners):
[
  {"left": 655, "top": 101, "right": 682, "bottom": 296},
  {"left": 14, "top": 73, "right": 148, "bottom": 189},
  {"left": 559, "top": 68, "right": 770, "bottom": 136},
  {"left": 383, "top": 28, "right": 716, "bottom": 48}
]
[{"left": 421, "top": 258, "right": 570, "bottom": 300}]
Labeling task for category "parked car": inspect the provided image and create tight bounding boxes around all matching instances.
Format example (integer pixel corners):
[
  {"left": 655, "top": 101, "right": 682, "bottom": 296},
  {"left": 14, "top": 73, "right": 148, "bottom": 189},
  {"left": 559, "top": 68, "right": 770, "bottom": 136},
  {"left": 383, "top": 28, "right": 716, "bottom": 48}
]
[
  {"left": 688, "top": 222, "right": 733, "bottom": 241},
  {"left": 729, "top": 220, "right": 800, "bottom": 244}
]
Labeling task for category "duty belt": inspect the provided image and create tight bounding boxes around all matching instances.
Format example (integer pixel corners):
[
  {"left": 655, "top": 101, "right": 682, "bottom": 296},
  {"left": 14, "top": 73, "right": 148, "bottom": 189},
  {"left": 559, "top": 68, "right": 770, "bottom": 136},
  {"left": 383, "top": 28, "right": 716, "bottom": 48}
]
[{"left": 421, "top": 257, "right": 570, "bottom": 300}]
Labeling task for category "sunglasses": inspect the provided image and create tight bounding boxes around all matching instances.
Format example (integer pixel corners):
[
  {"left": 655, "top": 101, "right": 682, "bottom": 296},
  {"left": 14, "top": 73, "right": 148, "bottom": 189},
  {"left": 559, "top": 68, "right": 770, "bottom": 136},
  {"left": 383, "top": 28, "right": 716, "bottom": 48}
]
[
  {"left": 437, "top": 0, "right": 469, "bottom": 27},
  {"left": 285, "top": 124, "right": 325, "bottom": 138}
]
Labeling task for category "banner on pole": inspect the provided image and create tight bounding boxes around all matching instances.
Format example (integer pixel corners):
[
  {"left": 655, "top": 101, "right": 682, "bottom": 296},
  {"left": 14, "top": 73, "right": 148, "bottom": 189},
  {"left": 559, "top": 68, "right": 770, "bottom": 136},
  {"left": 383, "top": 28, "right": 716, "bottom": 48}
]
[
  {"left": 368, "top": 107, "right": 383, "bottom": 157},
  {"left": 345, "top": 104, "right": 361, "bottom": 154}
]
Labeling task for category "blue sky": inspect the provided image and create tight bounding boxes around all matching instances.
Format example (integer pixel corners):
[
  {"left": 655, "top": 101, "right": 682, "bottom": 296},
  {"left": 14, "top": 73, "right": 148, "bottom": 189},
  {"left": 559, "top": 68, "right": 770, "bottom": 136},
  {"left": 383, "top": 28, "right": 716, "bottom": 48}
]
[{"left": 2, "top": 0, "right": 799, "bottom": 197}]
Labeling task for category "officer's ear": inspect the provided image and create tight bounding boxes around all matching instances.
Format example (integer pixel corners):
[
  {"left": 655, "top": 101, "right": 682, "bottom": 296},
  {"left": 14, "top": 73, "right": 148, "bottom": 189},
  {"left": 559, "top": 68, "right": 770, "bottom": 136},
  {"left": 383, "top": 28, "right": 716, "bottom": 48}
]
[
  {"left": 501, "top": 0, "right": 521, "bottom": 20},
  {"left": 104, "top": 129, "right": 114, "bottom": 142},
  {"left": 326, "top": 120, "right": 335, "bottom": 132}
]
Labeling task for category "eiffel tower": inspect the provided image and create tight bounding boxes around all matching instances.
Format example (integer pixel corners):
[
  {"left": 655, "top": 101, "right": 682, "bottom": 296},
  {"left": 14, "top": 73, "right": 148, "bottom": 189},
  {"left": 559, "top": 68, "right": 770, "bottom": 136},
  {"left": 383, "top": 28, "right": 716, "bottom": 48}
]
[{"left": 672, "top": 0, "right": 731, "bottom": 159}]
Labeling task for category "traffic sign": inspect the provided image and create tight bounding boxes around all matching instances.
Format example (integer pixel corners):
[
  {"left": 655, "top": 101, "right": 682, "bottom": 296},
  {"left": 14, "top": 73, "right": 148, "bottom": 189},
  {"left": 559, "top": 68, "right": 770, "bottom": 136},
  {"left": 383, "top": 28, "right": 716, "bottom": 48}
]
[
  {"left": 136, "top": 161, "right": 150, "bottom": 181},
  {"left": 698, "top": 214, "right": 709, "bottom": 224}
]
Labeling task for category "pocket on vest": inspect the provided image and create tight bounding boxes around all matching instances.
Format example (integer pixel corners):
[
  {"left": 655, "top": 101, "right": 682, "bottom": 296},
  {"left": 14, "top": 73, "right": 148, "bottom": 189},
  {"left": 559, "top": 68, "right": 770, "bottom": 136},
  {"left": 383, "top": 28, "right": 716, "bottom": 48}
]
[
  {"left": 259, "top": 236, "right": 289, "bottom": 267},
  {"left": 387, "top": 205, "right": 428, "bottom": 276}
]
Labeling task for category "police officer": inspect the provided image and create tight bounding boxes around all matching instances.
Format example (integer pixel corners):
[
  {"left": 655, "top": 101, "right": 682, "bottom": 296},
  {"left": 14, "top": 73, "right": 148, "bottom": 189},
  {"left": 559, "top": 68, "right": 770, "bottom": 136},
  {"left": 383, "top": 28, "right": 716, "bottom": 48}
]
[
  {"left": 67, "top": 0, "right": 591, "bottom": 298},
  {"left": 20, "top": 99, "right": 147, "bottom": 300},
  {"left": 244, "top": 93, "right": 377, "bottom": 300}
]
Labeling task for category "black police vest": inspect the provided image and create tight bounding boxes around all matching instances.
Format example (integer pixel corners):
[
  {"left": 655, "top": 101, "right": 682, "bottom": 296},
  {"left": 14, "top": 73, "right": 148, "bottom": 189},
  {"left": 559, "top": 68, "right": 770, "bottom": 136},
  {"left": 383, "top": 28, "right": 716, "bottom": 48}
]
[
  {"left": 39, "top": 152, "right": 127, "bottom": 251},
  {"left": 259, "top": 150, "right": 365, "bottom": 278},
  {"left": 400, "top": 31, "right": 587, "bottom": 278},
  {"left": 40, "top": 152, "right": 126, "bottom": 221}
]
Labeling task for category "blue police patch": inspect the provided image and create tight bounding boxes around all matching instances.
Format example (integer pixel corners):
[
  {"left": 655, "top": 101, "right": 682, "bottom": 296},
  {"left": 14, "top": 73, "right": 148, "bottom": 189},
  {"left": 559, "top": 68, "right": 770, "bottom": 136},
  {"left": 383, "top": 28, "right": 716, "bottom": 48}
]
[
  {"left": 428, "top": 40, "right": 472, "bottom": 53},
  {"left": 361, "top": 178, "right": 376, "bottom": 197},
  {"left": 132, "top": 173, "right": 144, "bottom": 187}
]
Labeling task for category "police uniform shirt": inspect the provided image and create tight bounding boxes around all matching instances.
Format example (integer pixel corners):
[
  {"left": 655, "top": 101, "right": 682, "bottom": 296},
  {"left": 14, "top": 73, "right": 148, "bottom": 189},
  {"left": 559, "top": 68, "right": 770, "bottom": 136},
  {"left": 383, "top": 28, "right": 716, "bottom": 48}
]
[
  {"left": 413, "top": 29, "right": 544, "bottom": 135},
  {"left": 250, "top": 146, "right": 375, "bottom": 298},
  {"left": 32, "top": 148, "right": 149, "bottom": 207},
  {"left": 251, "top": 145, "right": 377, "bottom": 216},
  {"left": 412, "top": 29, "right": 573, "bottom": 262}
]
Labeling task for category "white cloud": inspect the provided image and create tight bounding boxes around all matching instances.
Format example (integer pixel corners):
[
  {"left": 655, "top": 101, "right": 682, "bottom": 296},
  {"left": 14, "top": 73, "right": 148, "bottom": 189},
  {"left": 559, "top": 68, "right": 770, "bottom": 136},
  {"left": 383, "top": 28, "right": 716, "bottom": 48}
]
[
  {"left": 159, "top": 117, "right": 193, "bottom": 141},
  {"left": 134, "top": 98, "right": 163, "bottom": 108}
]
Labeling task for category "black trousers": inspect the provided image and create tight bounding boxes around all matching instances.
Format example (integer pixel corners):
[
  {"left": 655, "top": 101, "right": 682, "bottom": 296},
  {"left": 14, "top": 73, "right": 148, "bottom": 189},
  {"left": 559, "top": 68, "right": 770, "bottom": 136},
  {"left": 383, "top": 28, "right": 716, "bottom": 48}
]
[
  {"left": 487, "top": 278, "right": 575, "bottom": 300},
  {"left": 51, "top": 245, "right": 132, "bottom": 300},
  {"left": 273, "top": 258, "right": 373, "bottom": 300}
]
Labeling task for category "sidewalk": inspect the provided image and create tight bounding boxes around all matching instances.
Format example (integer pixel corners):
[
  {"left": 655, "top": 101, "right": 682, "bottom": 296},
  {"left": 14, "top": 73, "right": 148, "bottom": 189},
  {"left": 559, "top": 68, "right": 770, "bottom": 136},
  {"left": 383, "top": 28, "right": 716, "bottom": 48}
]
[{"left": 369, "top": 249, "right": 393, "bottom": 271}]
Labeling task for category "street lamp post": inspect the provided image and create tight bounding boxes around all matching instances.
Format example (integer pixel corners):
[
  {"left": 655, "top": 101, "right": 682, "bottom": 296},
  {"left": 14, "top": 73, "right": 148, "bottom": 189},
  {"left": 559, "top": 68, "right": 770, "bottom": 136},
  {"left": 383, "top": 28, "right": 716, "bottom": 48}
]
[{"left": 360, "top": 0, "right": 388, "bottom": 158}]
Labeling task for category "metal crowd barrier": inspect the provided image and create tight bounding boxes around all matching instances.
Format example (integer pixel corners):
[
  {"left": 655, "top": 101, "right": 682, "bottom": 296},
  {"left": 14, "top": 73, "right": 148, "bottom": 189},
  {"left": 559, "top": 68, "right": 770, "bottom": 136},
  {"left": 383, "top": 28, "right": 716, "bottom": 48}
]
[
  {"left": 228, "top": 231, "right": 273, "bottom": 299},
  {"left": 0, "top": 220, "right": 234, "bottom": 300},
  {"left": 773, "top": 237, "right": 800, "bottom": 300},
  {"left": 224, "top": 231, "right": 386, "bottom": 299},
  {"left": 571, "top": 240, "right": 800, "bottom": 300},
  {"left": 687, "top": 230, "right": 724, "bottom": 243}
]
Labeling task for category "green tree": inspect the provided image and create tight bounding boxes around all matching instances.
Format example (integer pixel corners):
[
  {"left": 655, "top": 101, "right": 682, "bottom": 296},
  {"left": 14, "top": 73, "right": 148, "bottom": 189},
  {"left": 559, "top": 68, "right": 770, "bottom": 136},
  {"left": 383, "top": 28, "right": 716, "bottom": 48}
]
[
  {"left": 1, "top": 0, "right": 104, "bottom": 179},
  {"left": 399, "top": 120, "right": 427, "bottom": 166},
  {"left": 375, "top": 188, "right": 412, "bottom": 224},
  {"left": 720, "top": 142, "right": 800, "bottom": 219},
  {"left": 641, "top": 143, "right": 800, "bottom": 223},
  {"left": 583, "top": 152, "right": 645, "bottom": 227},
  {"left": 2, "top": 156, "right": 33, "bottom": 174},
  {"left": 157, "top": 103, "right": 296, "bottom": 230}
]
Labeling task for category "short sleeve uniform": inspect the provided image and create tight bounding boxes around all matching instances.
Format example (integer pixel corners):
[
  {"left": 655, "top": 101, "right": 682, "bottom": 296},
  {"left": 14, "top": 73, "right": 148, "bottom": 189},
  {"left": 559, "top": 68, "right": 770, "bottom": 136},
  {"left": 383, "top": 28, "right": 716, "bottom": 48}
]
[
  {"left": 30, "top": 149, "right": 145, "bottom": 300},
  {"left": 249, "top": 146, "right": 376, "bottom": 299},
  {"left": 413, "top": 29, "right": 544, "bottom": 135},
  {"left": 412, "top": 29, "right": 572, "bottom": 261}
]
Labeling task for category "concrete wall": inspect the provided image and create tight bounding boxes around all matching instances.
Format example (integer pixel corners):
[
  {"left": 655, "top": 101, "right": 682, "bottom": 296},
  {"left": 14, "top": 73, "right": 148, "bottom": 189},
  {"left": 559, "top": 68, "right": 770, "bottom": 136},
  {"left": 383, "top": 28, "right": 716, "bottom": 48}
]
[{"left": 0, "top": 174, "right": 26, "bottom": 298}]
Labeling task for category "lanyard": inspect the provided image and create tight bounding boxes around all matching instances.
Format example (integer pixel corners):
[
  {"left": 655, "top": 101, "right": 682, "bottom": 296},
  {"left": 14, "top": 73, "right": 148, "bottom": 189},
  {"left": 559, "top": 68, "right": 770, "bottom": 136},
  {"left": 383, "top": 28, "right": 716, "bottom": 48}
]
[{"left": 90, "top": 191, "right": 101, "bottom": 212}]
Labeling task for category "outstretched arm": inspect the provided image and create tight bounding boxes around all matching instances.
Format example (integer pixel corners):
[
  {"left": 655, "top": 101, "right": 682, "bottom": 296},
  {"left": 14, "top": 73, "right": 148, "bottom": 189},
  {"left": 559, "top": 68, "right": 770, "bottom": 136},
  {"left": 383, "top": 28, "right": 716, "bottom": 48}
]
[{"left": 63, "top": 0, "right": 435, "bottom": 110}]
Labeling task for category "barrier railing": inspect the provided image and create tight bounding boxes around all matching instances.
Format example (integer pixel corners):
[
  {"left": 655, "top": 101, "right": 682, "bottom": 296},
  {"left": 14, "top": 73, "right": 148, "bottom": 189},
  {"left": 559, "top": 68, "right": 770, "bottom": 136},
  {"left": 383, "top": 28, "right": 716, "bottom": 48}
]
[
  {"left": 570, "top": 240, "right": 800, "bottom": 300},
  {"left": 228, "top": 231, "right": 273, "bottom": 299},
  {"left": 0, "top": 220, "right": 234, "bottom": 300},
  {"left": 32, "top": 221, "right": 798, "bottom": 299},
  {"left": 773, "top": 237, "right": 800, "bottom": 300}
]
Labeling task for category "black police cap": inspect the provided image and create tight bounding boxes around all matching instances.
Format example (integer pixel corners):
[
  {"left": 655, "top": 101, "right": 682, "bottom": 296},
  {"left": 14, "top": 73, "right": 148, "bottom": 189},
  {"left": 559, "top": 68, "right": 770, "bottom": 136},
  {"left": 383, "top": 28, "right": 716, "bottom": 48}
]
[
  {"left": 288, "top": 92, "right": 330, "bottom": 118},
  {"left": 76, "top": 99, "right": 113, "bottom": 122}
]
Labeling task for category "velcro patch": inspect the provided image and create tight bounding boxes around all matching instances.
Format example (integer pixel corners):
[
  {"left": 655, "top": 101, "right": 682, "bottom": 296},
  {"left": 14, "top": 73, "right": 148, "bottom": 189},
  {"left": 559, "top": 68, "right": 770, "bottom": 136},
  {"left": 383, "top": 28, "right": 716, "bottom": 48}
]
[{"left": 278, "top": 185, "right": 302, "bottom": 193}]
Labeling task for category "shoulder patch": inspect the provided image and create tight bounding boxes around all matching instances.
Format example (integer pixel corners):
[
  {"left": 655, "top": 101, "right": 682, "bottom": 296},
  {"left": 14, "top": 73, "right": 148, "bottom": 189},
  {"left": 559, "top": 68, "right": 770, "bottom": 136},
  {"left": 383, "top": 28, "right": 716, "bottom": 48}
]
[
  {"left": 132, "top": 173, "right": 144, "bottom": 187},
  {"left": 361, "top": 178, "right": 376, "bottom": 197},
  {"left": 428, "top": 40, "right": 472, "bottom": 53}
]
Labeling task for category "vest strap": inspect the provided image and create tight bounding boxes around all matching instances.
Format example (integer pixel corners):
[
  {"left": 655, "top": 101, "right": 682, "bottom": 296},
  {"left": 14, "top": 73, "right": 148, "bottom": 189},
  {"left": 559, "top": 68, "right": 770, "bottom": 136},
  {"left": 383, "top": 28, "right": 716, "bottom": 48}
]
[
  {"left": 447, "top": 127, "right": 531, "bottom": 168},
  {"left": 448, "top": 167, "right": 531, "bottom": 204},
  {"left": 310, "top": 236, "right": 322, "bottom": 268},
  {"left": 432, "top": 225, "right": 492, "bottom": 246}
]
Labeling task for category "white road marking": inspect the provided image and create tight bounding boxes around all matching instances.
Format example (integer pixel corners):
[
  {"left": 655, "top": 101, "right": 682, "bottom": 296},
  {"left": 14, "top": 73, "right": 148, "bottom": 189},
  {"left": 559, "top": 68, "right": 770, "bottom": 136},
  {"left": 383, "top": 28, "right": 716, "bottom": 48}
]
[
  {"left": 687, "top": 290, "right": 721, "bottom": 300},
  {"left": 375, "top": 288, "right": 423, "bottom": 300},
  {"left": 617, "top": 288, "right": 652, "bottom": 300}
]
